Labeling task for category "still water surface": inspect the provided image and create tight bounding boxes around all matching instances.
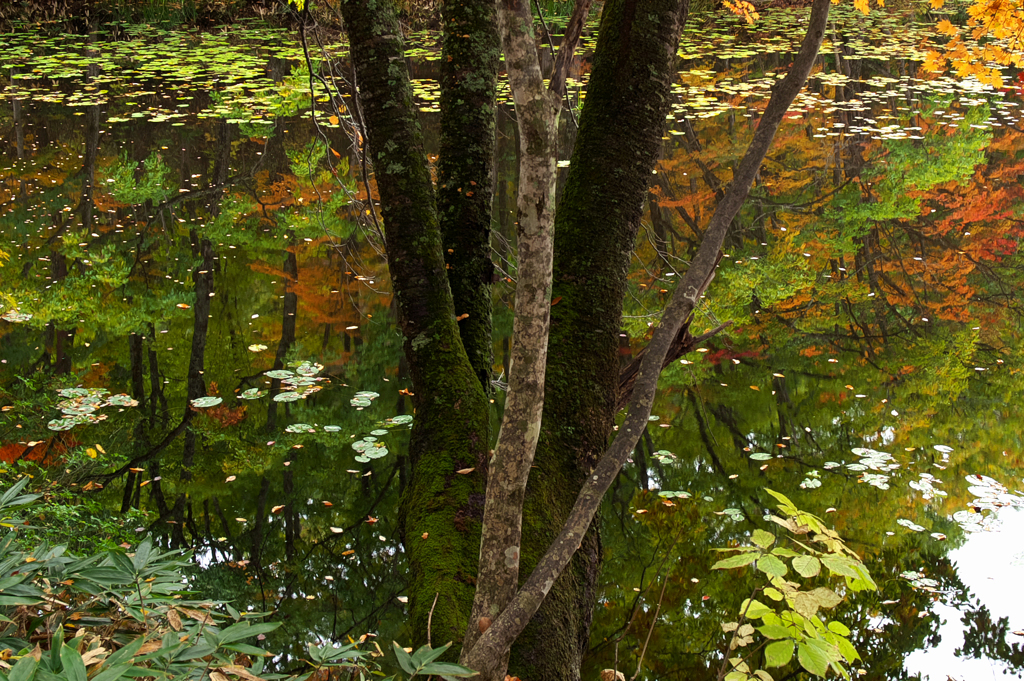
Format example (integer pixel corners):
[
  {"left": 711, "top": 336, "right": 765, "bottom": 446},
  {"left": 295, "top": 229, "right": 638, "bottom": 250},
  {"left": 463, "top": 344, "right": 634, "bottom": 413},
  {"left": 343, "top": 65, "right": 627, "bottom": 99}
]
[{"left": 2, "top": 7, "right": 1024, "bottom": 679}]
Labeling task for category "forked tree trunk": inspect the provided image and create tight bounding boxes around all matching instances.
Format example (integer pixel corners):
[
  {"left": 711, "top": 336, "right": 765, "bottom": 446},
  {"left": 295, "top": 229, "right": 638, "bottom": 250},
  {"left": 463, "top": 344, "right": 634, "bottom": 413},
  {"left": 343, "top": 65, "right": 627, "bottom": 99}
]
[{"left": 336, "top": 0, "right": 490, "bottom": 652}]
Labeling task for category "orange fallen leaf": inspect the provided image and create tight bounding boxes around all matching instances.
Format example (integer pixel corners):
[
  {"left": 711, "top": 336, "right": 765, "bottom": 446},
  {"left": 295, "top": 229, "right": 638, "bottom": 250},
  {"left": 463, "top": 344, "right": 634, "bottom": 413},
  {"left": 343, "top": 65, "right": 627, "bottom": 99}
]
[
  {"left": 271, "top": 505, "right": 285, "bottom": 514},
  {"left": 365, "top": 516, "right": 378, "bottom": 524},
  {"left": 329, "top": 115, "right": 339, "bottom": 125},
  {"left": 322, "top": 501, "right": 334, "bottom": 507},
  {"left": 176, "top": 303, "right": 190, "bottom": 309},
  {"left": 342, "top": 550, "right": 355, "bottom": 556},
  {"left": 551, "top": 296, "right": 562, "bottom": 306},
  {"left": 456, "top": 313, "right": 469, "bottom": 321}
]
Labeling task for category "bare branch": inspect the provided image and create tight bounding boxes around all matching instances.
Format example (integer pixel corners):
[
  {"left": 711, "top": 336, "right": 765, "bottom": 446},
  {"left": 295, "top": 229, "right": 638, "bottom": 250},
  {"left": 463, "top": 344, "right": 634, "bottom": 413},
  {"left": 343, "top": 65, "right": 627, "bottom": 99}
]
[{"left": 549, "top": 0, "right": 595, "bottom": 98}]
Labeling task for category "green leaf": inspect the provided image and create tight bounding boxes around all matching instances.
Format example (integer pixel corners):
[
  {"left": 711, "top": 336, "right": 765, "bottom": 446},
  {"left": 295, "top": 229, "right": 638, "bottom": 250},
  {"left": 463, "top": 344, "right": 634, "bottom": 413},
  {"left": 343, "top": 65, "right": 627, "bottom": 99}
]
[
  {"left": 712, "top": 553, "right": 759, "bottom": 570},
  {"left": 419, "top": 662, "right": 478, "bottom": 677},
  {"left": 764, "top": 489, "right": 797, "bottom": 514},
  {"left": 797, "top": 639, "right": 834, "bottom": 677},
  {"left": 770, "top": 547, "right": 800, "bottom": 558},
  {"left": 765, "top": 639, "right": 795, "bottom": 667},
  {"left": 751, "top": 529, "right": 775, "bottom": 549},
  {"left": 8, "top": 655, "right": 38, "bottom": 681},
  {"left": 758, "top": 624, "right": 793, "bottom": 640},
  {"left": 59, "top": 645, "right": 88, "bottom": 681},
  {"left": 724, "top": 672, "right": 748, "bottom": 681},
  {"left": 753, "top": 671, "right": 774, "bottom": 681},
  {"left": 756, "top": 554, "right": 788, "bottom": 577},
  {"left": 792, "top": 555, "right": 821, "bottom": 578},
  {"left": 410, "top": 642, "right": 450, "bottom": 668},
  {"left": 89, "top": 664, "right": 133, "bottom": 681},
  {"left": 218, "top": 621, "right": 280, "bottom": 645},
  {"left": 740, "top": 599, "right": 773, "bottom": 620},
  {"left": 819, "top": 554, "right": 859, "bottom": 579},
  {"left": 827, "top": 620, "right": 851, "bottom": 637},
  {"left": 763, "top": 587, "right": 785, "bottom": 602},
  {"left": 393, "top": 642, "right": 416, "bottom": 676},
  {"left": 835, "top": 635, "right": 859, "bottom": 663}
]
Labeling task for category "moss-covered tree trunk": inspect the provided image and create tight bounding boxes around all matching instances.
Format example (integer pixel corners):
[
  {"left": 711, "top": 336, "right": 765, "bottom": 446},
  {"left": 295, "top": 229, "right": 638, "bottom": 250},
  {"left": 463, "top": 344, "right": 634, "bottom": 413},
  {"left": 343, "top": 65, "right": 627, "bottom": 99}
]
[
  {"left": 438, "top": 0, "right": 500, "bottom": 392},
  {"left": 337, "top": 0, "right": 490, "bottom": 651},
  {"left": 507, "top": 1, "right": 691, "bottom": 678}
]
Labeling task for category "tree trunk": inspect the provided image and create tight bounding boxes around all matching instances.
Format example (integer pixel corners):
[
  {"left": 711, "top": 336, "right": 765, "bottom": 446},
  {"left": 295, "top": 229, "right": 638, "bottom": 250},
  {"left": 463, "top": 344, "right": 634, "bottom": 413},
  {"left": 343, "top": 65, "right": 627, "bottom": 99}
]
[
  {"left": 337, "top": 0, "right": 490, "bottom": 652},
  {"left": 490, "top": 1, "right": 690, "bottom": 678},
  {"left": 439, "top": 0, "right": 500, "bottom": 392}
]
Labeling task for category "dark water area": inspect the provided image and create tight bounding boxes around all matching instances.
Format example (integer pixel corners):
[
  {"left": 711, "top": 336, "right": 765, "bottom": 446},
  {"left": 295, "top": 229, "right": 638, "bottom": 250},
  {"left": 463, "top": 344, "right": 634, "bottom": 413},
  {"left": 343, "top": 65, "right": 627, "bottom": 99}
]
[{"left": 2, "top": 7, "right": 1024, "bottom": 679}]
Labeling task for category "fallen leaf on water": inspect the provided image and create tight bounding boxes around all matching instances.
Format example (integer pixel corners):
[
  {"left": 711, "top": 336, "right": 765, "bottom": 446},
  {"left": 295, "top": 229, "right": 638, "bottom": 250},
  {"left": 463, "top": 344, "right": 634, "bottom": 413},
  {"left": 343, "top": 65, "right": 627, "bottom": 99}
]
[
  {"left": 396, "top": 596, "right": 408, "bottom": 603},
  {"left": 365, "top": 516, "right": 378, "bottom": 524},
  {"left": 456, "top": 467, "right": 475, "bottom": 474},
  {"left": 421, "top": 532, "right": 429, "bottom": 539},
  {"left": 330, "top": 527, "right": 344, "bottom": 533},
  {"left": 342, "top": 550, "right": 355, "bottom": 556},
  {"left": 130, "top": 467, "right": 145, "bottom": 473},
  {"left": 322, "top": 501, "right": 334, "bottom": 507},
  {"left": 225, "top": 475, "right": 236, "bottom": 482},
  {"left": 236, "top": 518, "right": 247, "bottom": 523},
  {"left": 272, "top": 505, "right": 285, "bottom": 513},
  {"left": 176, "top": 303, "right": 190, "bottom": 309}
]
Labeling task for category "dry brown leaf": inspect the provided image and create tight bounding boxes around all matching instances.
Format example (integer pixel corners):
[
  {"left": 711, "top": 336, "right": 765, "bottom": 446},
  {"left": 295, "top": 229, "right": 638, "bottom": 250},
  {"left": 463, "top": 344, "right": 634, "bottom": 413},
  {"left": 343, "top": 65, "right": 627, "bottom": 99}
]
[
  {"left": 179, "top": 607, "right": 215, "bottom": 625},
  {"left": 455, "top": 467, "right": 475, "bottom": 475},
  {"left": 218, "top": 665, "right": 263, "bottom": 681},
  {"left": 167, "top": 608, "right": 182, "bottom": 631},
  {"left": 80, "top": 647, "right": 107, "bottom": 667},
  {"left": 210, "top": 672, "right": 230, "bottom": 681}
]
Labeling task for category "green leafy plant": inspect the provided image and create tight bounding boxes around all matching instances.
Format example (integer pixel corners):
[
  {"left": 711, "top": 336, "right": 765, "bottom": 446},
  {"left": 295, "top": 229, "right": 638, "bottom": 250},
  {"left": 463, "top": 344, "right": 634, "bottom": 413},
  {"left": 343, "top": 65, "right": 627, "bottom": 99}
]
[
  {"left": 712, "top": 490, "right": 877, "bottom": 681},
  {"left": 0, "top": 477, "right": 477, "bottom": 681},
  {"left": 392, "top": 641, "right": 478, "bottom": 679}
]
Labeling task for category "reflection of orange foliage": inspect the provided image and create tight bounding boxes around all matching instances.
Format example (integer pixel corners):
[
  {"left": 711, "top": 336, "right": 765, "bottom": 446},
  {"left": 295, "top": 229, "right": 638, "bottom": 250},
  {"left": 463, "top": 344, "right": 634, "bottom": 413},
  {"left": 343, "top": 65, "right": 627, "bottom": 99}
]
[
  {"left": 800, "top": 346, "right": 823, "bottom": 357},
  {"left": 201, "top": 405, "right": 247, "bottom": 428},
  {"left": 0, "top": 436, "right": 73, "bottom": 465}
]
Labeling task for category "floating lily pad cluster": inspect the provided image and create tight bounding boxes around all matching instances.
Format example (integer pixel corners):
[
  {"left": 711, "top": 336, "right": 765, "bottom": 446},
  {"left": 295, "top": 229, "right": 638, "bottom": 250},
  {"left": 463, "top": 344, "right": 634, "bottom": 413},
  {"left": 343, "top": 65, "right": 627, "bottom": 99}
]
[
  {"left": 48, "top": 388, "right": 138, "bottom": 431},
  {"left": 190, "top": 396, "right": 223, "bottom": 408},
  {"left": 900, "top": 570, "right": 939, "bottom": 590},
  {"left": 0, "top": 310, "right": 32, "bottom": 323},
  {"left": 847, "top": 447, "right": 900, "bottom": 490},
  {"left": 909, "top": 472, "right": 947, "bottom": 500},
  {"left": 350, "top": 391, "right": 378, "bottom": 408},
  {"left": 952, "top": 474, "right": 1024, "bottom": 534},
  {"left": 266, "top": 361, "right": 327, "bottom": 402}
]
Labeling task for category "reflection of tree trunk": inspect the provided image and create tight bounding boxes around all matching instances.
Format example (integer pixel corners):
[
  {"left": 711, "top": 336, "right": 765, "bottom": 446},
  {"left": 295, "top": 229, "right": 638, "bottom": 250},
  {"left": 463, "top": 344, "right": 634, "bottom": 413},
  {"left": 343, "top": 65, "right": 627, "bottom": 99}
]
[
  {"left": 266, "top": 243, "right": 298, "bottom": 433},
  {"left": 123, "top": 332, "right": 150, "bottom": 513},
  {"left": 49, "top": 255, "right": 74, "bottom": 374},
  {"left": 182, "top": 235, "right": 215, "bottom": 479},
  {"left": 250, "top": 477, "right": 271, "bottom": 573},
  {"left": 147, "top": 323, "right": 167, "bottom": 427}
]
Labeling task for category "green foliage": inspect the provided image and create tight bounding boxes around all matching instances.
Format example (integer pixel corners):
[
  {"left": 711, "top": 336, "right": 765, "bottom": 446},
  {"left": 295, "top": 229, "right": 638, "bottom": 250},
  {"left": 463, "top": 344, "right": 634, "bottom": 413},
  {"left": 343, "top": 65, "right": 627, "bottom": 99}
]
[
  {"left": 0, "top": 476, "right": 476, "bottom": 681},
  {"left": 107, "top": 151, "right": 174, "bottom": 206},
  {"left": 712, "top": 490, "right": 877, "bottom": 681}
]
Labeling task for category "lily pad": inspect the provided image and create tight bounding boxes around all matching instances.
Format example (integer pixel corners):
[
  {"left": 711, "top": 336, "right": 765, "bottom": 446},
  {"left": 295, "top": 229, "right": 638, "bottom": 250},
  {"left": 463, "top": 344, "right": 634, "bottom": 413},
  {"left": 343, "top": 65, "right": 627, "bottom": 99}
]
[{"left": 191, "top": 397, "right": 223, "bottom": 408}]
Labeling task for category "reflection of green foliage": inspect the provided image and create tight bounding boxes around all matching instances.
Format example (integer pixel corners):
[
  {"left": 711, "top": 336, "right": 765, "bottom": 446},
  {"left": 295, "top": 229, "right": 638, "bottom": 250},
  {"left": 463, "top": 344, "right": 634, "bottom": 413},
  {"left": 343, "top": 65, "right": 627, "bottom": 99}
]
[{"left": 107, "top": 151, "right": 174, "bottom": 205}]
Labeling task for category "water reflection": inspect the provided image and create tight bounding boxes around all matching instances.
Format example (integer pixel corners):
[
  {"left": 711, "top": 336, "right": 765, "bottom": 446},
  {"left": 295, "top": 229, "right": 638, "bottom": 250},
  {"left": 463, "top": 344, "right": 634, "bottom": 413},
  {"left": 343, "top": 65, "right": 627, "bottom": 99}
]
[{"left": 2, "top": 6, "right": 1024, "bottom": 679}]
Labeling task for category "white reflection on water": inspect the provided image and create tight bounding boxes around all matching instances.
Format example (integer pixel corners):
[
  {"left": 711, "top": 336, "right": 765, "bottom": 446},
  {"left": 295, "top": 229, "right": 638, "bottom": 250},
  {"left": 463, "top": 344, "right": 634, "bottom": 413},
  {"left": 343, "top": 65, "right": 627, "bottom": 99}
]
[{"left": 905, "top": 505, "right": 1024, "bottom": 680}]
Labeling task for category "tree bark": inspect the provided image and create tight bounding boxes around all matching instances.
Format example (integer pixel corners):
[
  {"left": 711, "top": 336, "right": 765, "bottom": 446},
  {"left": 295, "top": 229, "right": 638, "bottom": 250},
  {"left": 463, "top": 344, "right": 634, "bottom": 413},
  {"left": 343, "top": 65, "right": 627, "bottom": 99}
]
[
  {"left": 439, "top": 0, "right": 500, "bottom": 393},
  {"left": 463, "top": 0, "right": 832, "bottom": 672},
  {"left": 337, "top": 0, "right": 490, "bottom": 653},
  {"left": 462, "top": 0, "right": 561, "bottom": 671},
  {"left": 502, "top": 0, "right": 691, "bottom": 677}
]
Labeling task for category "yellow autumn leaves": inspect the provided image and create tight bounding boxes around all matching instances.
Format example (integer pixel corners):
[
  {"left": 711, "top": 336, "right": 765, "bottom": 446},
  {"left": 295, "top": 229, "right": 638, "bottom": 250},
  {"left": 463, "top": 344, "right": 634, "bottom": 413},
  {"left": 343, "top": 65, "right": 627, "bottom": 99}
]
[{"left": 923, "top": 0, "right": 1024, "bottom": 87}]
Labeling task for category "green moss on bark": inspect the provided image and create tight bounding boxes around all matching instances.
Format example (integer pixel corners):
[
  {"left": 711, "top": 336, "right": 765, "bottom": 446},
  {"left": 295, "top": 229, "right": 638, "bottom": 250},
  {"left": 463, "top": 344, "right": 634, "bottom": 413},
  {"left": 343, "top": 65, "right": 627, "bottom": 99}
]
[
  {"left": 338, "top": 0, "right": 490, "bottom": 654},
  {"left": 509, "top": 0, "right": 690, "bottom": 678},
  {"left": 439, "top": 0, "right": 500, "bottom": 394}
]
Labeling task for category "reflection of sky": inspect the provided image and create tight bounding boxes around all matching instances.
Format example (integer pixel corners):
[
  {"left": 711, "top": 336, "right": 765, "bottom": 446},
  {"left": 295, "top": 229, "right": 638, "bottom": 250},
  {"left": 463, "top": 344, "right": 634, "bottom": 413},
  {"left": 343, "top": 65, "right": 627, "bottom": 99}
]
[{"left": 905, "top": 506, "right": 1024, "bottom": 680}]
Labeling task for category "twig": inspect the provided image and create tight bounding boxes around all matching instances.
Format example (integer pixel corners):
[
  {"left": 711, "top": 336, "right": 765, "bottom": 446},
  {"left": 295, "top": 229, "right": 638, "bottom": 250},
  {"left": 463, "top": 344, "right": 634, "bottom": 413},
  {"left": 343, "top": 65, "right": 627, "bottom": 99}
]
[
  {"left": 629, "top": 572, "right": 670, "bottom": 681},
  {"left": 427, "top": 592, "right": 439, "bottom": 648}
]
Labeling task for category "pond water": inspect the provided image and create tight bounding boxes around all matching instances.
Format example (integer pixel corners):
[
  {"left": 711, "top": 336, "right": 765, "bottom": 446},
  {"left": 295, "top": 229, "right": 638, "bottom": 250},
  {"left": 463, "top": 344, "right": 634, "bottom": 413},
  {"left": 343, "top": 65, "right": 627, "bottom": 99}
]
[{"left": 2, "top": 5, "right": 1024, "bottom": 679}]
